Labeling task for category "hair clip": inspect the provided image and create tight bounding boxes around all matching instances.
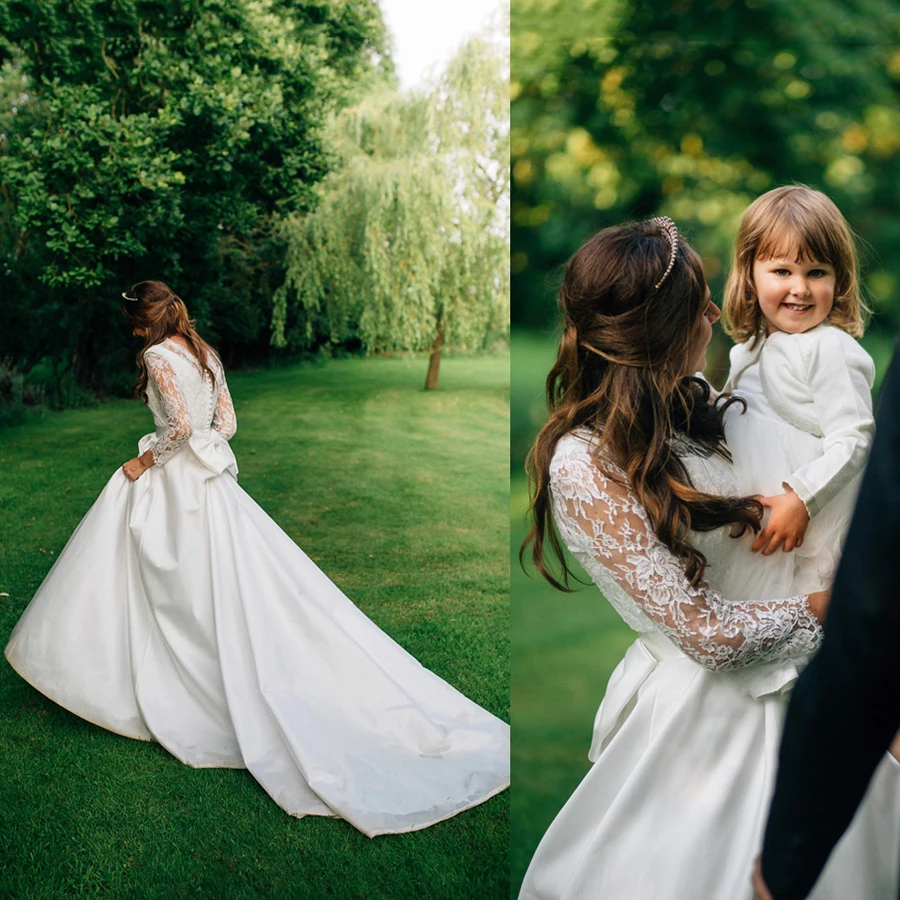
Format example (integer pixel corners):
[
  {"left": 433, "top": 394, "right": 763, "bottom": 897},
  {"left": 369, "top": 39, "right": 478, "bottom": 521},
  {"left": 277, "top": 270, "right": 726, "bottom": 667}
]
[
  {"left": 649, "top": 216, "right": 679, "bottom": 290},
  {"left": 121, "top": 291, "right": 138, "bottom": 302}
]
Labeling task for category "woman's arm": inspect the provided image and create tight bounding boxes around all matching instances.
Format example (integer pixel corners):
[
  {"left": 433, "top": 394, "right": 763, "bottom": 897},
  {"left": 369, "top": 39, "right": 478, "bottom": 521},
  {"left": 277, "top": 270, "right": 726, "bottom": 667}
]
[
  {"left": 123, "top": 353, "right": 193, "bottom": 480},
  {"left": 550, "top": 446, "right": 824, "bottom": 671},
  {"left": 212, "top": 380, "right": 237, "bottom": 440}
]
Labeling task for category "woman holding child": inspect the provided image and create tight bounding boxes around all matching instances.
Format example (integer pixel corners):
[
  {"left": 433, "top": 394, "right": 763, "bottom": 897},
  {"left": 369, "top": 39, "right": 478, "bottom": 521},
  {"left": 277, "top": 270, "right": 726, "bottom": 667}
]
[{"left": 518, "top": 187, "right": 900, "bottom": 899}]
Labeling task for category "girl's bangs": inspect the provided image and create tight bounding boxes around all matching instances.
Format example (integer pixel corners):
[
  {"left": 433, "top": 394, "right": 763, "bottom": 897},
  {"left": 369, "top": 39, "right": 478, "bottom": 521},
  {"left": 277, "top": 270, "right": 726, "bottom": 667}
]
[{"left": 754, "top": 211, "right": 840, "bottom": 266}]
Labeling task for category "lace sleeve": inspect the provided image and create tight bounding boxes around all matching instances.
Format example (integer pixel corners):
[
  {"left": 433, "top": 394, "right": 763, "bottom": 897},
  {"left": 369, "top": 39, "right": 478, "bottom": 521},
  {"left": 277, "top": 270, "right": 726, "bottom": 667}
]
[
  {"left": 550, "top": 449, "right": 823, "bottom": 671},
  {"left": 212, "top": 380, "right": 237, "bottom": 440},
  {"left": 145, "top": 353, "right": 193, "bottom": 466}
]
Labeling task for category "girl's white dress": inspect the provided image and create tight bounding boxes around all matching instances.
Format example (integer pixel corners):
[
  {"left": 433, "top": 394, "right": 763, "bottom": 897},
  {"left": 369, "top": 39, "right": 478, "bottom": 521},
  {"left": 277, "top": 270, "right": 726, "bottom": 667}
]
[
  {"left": 723, "top": 322, "right": 876, "bottom": 597},
  {"left": 4, "top": 338, "right": 509, "bottom": 837},
  {"left": 518, "top": 429, "right": 900, "bottom": 900}
]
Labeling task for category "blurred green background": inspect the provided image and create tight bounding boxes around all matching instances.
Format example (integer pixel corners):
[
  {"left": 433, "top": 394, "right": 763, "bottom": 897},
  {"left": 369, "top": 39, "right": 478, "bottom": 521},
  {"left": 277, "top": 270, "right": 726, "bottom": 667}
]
[{"left": 511, "top": 0, "right": 900, "bottom": 894}]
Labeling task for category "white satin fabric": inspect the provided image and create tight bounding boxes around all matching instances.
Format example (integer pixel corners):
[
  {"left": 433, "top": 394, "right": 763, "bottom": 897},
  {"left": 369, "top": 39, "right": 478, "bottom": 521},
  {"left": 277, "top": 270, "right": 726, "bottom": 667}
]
[{"left": 5, "top": 344, "right": 509, "bottom": 837}]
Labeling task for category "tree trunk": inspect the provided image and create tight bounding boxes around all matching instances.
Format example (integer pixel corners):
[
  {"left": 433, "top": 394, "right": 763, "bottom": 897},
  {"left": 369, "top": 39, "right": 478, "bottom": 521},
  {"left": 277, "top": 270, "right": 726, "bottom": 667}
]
[{"left": 424, "top": 323, "right": 445, "bottom": 390}]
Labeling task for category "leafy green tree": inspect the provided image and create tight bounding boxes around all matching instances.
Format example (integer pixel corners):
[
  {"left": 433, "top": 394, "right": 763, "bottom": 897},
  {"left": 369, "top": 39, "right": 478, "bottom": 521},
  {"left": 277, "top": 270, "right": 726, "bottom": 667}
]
[
  {"left": 272, "top": 14, "right": 509, "bottom": 389},
  {"left": 511, "top": 0, "right": 900, "bottom": 350},
  {"left": 0, "top": 0, "right": 391, "bottom": 394}
]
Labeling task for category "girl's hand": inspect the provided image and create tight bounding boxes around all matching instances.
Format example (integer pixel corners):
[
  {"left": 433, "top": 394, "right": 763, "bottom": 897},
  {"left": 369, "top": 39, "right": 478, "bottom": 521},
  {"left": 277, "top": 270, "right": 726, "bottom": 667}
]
[
  {"left": 751, "top": 488, "right": 810, "bottom": 555},
  {"left": 122, "top": 450, "right": 154, "bottom": 481}
]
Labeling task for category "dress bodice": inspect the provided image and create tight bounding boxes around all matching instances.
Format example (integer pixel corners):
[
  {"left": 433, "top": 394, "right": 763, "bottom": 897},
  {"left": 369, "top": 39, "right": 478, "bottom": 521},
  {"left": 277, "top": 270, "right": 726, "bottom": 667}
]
[{"left": 146, "top": 340, "right": 224, "bottom": 436}]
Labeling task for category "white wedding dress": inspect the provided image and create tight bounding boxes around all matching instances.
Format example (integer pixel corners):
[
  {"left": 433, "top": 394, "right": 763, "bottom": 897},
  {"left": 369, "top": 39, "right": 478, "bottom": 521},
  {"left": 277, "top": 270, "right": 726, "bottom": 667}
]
[
  {"left": 518, "top": 429, "right": 900, "bottom": 899},
  {"left": 4, "top": 338, "right": 509, "bottom": 837}
]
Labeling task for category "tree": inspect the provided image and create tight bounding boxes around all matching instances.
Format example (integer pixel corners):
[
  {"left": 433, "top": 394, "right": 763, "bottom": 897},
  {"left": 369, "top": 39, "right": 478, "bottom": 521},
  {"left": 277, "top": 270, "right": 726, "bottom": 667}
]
[
  {"left": 271, "top": 12, "right": 509, "bottom": 390},
  {"left": 511, "top": 0, "right": 900, "bottom": 343},
  {"left": 0, "top": 0, "right": 392, "bottom": 395}
]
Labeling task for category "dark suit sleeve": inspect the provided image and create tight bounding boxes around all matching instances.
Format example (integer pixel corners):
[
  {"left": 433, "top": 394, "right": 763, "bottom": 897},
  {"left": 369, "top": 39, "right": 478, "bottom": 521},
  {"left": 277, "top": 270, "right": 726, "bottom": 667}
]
[{"left": 761, "top": 340, "right": 900, "bottom": 899}]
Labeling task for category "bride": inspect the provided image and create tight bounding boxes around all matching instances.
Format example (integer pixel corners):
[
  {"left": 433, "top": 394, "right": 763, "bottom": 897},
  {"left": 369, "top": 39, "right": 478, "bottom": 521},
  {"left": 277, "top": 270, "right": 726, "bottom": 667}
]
[
  {"left": 517, "top": 220, "right": 900, "bottom": 899},
  {"left": 4, "top": 280, "right": 509, "bottom": 838}
]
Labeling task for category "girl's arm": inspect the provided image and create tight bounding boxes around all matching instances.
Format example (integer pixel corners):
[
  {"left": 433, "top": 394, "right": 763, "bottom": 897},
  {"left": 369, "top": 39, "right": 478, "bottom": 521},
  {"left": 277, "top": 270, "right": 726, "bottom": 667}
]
[
  {"left": 779, "top": 328, "right": 875, "bottom": 517},
  {"left": 752, "top": 329, "right": 875, "bottom": 554},
  {"left": 550, "top": 445, "right": 824, "bottom": 671}
]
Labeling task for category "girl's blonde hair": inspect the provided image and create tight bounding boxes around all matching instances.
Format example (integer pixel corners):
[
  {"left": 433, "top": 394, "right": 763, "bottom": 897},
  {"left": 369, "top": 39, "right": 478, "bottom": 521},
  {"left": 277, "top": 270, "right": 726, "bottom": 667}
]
[{"left": 723, "top": 185, "right": 869, "bottom": 342}]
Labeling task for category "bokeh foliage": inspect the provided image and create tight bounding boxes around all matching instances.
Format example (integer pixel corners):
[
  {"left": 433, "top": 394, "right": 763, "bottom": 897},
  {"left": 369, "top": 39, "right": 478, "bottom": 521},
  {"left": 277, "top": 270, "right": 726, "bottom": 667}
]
[
  {"left": 512, "top": 0, "right": 900, "bottom": 347},
  {"left": 0, "top": 0, "right": 391, "bottom": 396}
]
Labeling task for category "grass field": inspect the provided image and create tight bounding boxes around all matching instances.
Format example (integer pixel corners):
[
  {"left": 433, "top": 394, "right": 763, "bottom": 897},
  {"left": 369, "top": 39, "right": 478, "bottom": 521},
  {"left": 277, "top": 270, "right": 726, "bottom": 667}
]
[{"left": 0, "top": 353, "right": 509, "bottom": 900}]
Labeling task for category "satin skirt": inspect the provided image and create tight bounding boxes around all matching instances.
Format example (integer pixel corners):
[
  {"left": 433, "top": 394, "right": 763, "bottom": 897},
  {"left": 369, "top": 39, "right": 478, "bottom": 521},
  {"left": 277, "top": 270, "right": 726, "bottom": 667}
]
[
  {"left": 518, "top": 632, "right": 900, "bottom": 899},
  {"left": 4, "top": 446, "right": 509, "bottom": 837}
]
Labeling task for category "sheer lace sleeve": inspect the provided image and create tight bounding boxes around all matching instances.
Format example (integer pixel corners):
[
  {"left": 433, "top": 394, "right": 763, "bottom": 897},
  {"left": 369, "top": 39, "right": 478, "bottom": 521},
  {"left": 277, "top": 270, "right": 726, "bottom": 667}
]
[
  {"left": 550, "top": 445, "right": 823, "bottom": 671},
  {"left": 145, "top": 353, "right": 193, "bottom": 466},
  {"left": 212, "top": 380, "right": 237, "bottom": 440}
]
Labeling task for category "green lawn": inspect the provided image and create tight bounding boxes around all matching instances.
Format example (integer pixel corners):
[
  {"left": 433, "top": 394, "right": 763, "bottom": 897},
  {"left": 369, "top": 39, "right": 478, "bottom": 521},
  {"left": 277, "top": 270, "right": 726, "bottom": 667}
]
[{"left": 0, "top": 353, "right": 509, "bottom": 900}]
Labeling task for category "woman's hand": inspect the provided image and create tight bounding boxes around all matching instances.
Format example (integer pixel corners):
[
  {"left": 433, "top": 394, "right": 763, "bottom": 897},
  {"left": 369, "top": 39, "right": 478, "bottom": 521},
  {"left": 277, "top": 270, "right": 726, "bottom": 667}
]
[
  {"left": 807, "top": 589, "right": 830, "bottom": 625},
  {"left": 122, "top": 450, "right": 154, "bottom": 481},
  {"left": 752, "top": 488, "right": 810, "bottom": 555}
]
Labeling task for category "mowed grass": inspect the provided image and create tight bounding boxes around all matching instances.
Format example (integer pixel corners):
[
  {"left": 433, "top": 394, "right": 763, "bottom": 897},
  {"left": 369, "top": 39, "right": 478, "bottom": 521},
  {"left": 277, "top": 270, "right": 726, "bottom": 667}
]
[{"left": 0, "top": 353, "right": 509, "bottom": 900}]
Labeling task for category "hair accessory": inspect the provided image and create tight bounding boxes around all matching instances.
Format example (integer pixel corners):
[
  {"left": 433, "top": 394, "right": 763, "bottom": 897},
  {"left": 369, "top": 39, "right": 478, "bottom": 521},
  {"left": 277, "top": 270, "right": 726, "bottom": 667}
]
[
  {"left": 649, "top": 216, "right": 679, "bottom": 290},
  {"left": 121, "top": 291, "right": 138, "bottom": 302}
]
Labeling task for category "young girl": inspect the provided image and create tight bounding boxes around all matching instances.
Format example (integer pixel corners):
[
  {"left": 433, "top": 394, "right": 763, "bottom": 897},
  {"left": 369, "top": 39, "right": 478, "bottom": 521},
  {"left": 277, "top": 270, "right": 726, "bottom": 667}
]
[
  {"left": 5, "top": 280, "right": 509, "bottom": 837},
  {"left": 722, "top": 185, "right": 876, "bottom": 600}
]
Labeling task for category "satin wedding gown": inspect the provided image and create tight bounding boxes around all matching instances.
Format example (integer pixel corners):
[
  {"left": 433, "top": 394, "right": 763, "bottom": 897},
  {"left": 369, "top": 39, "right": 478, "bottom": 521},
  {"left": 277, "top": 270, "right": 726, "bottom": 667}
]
[
  {"left": 518, "top": 429, "right": 900, "bottom": 899},
  {"left": 5, "top": 338, "right": 510, "bottom": 837}
]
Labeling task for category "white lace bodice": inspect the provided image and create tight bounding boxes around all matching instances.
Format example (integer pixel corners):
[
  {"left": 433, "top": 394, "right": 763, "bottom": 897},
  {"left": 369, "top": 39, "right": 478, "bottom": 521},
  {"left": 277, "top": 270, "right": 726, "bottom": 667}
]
[
  {"left": 144, "top": 339, "right": 237, "bottom": 467},
  {"left": 549, "top": 431, "right": 822, "bottom": 671}
]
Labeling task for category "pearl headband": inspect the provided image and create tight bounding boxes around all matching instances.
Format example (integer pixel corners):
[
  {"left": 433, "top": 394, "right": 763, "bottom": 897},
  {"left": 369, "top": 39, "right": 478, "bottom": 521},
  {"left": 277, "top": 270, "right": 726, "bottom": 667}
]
[{"left": 649, "top": 216, "right": 679, "bottom": 290}]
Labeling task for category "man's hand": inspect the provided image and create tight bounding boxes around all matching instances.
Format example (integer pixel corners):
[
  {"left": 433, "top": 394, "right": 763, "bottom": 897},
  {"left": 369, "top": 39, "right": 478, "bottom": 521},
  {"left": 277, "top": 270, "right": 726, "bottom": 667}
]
[
  {"left": 122, "top": 450, "right": 154, "bottom": 481},
  {"left": 752, "top": 488, "right": 810, "bottom": 555},
  {"left": 752, "top": 857, "right": 774, "bottom": 900}
]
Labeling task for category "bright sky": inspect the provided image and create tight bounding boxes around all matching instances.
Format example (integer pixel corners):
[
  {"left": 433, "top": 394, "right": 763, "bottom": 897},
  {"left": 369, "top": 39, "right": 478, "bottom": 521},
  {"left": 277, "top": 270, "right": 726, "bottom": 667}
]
[{"left": 377, "top": 0, "right": 506, "bottom": 90}]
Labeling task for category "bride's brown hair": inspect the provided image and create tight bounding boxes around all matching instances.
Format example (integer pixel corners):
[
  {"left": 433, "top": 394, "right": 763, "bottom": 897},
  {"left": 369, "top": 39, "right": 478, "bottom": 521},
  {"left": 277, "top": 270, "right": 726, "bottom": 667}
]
[
  {"left": 522, "top": 221, "right": 763, "bottom": 590},
  {"left": 121, "top": 281, "right": 219, "bottom": 402}
]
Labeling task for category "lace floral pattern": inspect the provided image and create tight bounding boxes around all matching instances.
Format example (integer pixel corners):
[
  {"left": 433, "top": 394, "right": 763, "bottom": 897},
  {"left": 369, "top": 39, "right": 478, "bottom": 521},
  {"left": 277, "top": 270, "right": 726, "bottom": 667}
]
[
  {"left": 145, "top": 354, "right": 193, "bottom": 467},
  {"left": 144, "top": 340, "right": 237, "bottom": 466},
  {"left": 212, "top": 382, "right": 237, "bottom": 440},
  {"left": 550, "top": 432, "right": 823, "bottom": 671}
]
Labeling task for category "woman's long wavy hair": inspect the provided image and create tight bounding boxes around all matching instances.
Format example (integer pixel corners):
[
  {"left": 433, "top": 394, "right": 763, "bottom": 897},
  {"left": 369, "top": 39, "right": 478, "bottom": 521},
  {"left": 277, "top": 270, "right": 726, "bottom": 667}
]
[
  {"left": 121, "top": 281, "right": 219, "bottom": 402},
  {"left": 522, "top": 221, "right": 762, "bottom": 590}
]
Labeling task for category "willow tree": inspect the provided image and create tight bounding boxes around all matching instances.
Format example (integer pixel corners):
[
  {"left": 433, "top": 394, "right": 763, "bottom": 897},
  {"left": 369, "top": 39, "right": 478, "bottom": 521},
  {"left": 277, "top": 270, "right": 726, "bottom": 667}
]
[{"left": 271, "top": 14, "right": 509, "bottom": 389}]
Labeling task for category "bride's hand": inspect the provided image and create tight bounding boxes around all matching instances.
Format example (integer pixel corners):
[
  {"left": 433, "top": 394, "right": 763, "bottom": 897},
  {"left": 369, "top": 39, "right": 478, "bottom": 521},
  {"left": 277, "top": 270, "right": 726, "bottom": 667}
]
[
  {"left": 807, "top": 589, "right": 830, "bottom": 624},
  {"left": 122, "top": 455, "right": 151, "bottom": 481}
]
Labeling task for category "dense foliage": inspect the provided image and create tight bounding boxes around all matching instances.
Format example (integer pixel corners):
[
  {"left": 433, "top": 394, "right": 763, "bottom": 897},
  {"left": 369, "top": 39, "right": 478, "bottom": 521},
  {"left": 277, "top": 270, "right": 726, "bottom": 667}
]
[
  {"left": 511, "top": 0, "right": 900, "bottom": 340},
  {"left": 273, "top": 15, "right": 510, "bottom": 388},
  {"left": 0, "top": 0, "right": 391, "bottom": 400}
]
